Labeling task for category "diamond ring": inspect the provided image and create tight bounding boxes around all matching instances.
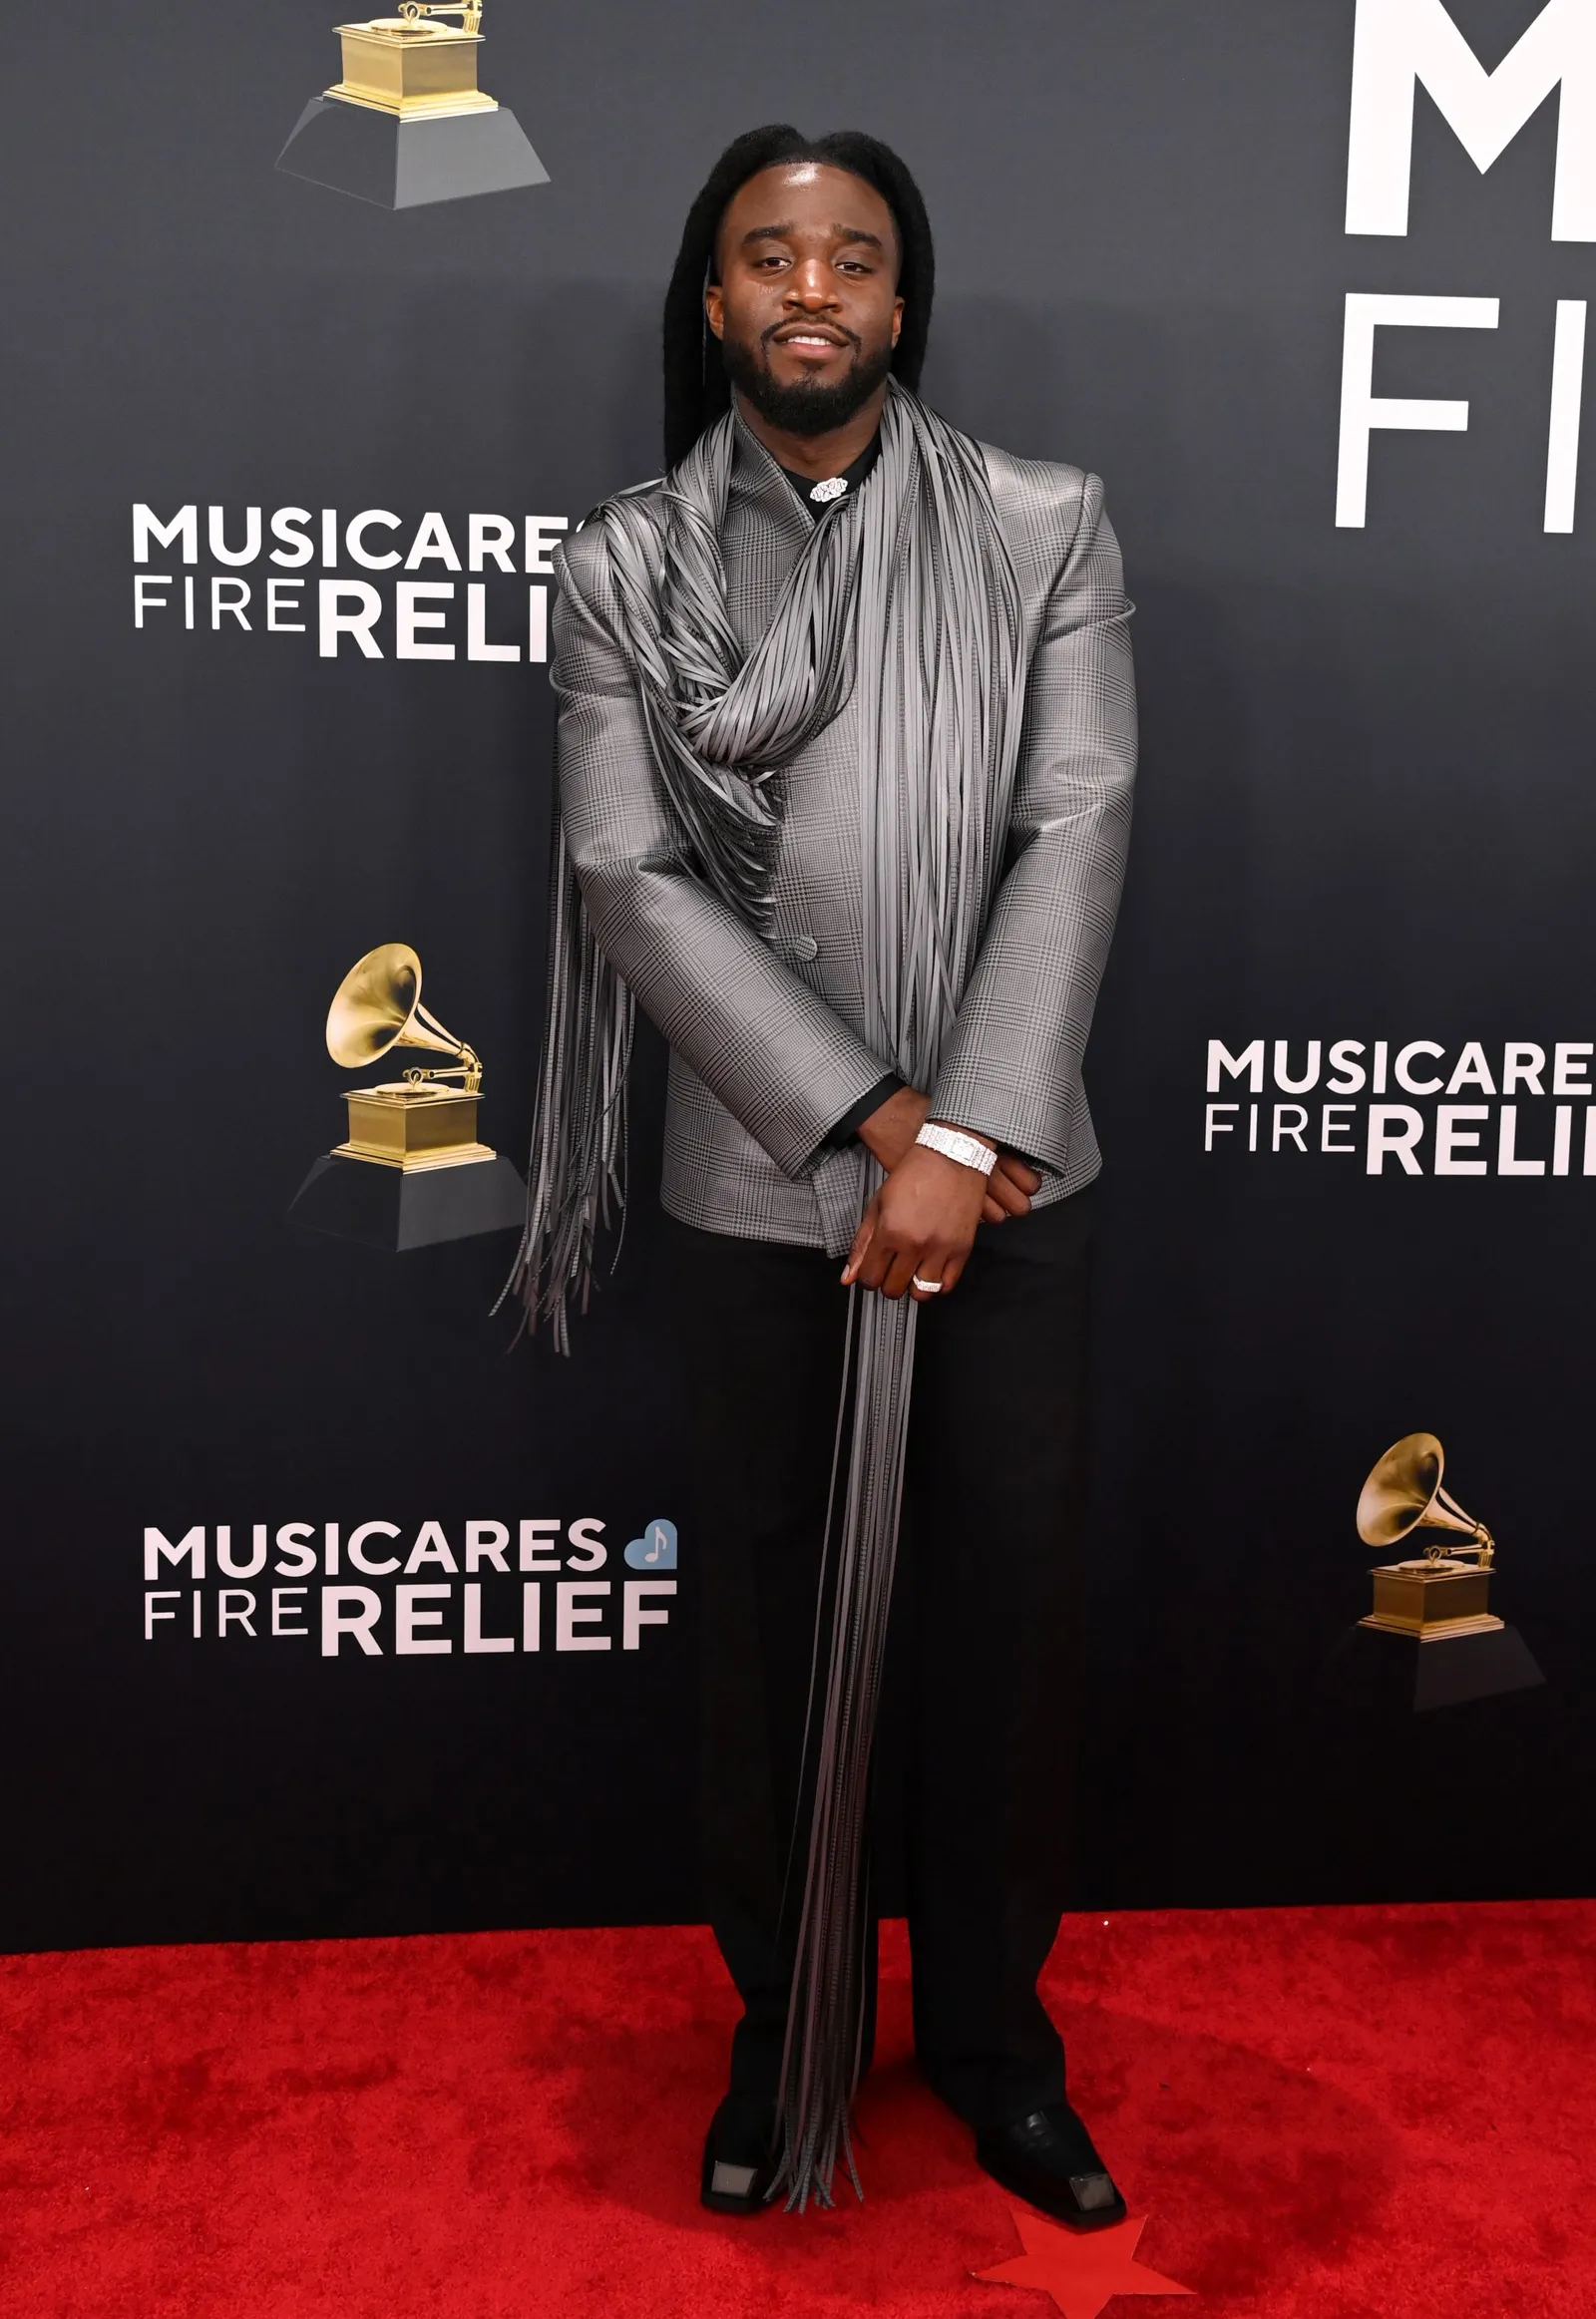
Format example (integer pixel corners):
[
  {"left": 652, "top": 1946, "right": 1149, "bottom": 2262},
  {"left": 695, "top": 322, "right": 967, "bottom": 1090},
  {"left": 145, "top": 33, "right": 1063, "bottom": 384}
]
[{"left": 911, "top": 1276, "right": 944, "bottom": 1295}]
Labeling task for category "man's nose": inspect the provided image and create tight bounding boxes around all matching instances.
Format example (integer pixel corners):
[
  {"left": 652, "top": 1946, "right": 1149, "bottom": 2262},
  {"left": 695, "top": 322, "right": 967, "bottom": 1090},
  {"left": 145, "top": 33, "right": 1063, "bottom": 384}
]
[{"left": 785, "top": 261, "right": 838, "bottom": 308}]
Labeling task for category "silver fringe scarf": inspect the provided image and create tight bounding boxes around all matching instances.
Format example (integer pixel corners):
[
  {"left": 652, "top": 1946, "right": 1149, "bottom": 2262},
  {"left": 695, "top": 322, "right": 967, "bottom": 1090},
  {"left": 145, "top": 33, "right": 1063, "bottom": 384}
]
[{"left": 506, "top": 381, "right": 1025, "bottom": 2204}]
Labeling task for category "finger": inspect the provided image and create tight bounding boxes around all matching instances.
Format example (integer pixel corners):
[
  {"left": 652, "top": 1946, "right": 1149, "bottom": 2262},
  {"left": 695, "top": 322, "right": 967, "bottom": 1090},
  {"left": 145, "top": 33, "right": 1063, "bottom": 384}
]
[
  {"left": 841, "top": 1200, "right": 879, "bottom": 1285},
  {"left": 938, "top": 1245, "right": 970, "bottom": 1297},
  {"left": 880, "top": 1243, "right": 922, "bottom": 1301},
  {"left": 986, "top": 1171, "right": 1030, "bottom": 1220},
  {"left": 858, "top": 1226, "right": 898, "bottom": 1293},
  {"left": 981, "top": 1193, "right": 1006, "bottom": 1224},
  {"left": 996, "top": 1154, "right": 1041, "bottom": 1195}
]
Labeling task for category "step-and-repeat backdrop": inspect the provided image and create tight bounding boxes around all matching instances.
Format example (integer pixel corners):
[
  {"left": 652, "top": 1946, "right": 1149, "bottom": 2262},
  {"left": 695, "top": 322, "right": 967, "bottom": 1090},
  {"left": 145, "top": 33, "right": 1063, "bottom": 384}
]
[{"left": 4, "top": 0, "right": 1591, "bottom": 1948}]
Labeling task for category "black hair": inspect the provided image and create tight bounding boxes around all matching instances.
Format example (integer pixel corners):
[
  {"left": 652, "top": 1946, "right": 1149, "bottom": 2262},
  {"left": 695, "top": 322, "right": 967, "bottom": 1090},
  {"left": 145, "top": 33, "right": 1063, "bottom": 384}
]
[{"left": 660, "top": 125, "right": 935, "bottom": 470}]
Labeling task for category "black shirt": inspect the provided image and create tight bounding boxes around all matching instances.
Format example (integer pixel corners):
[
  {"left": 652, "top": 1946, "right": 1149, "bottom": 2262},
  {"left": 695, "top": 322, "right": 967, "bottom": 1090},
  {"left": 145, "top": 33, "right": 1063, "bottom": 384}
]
[{"left": 777, "top": 429, "right": 884, "bottom": 522}]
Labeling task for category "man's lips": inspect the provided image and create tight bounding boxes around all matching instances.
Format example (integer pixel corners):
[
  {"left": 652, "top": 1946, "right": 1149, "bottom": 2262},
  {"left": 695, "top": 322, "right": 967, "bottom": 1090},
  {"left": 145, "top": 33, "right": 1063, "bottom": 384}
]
[{"left": 769, "top": 327, "right": 854, "bottom": 355}]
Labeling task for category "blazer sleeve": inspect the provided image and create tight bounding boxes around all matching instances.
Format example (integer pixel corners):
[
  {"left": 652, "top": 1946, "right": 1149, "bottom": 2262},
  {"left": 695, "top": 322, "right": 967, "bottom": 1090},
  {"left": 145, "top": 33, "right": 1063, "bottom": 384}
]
[
  {"left": 549, "top": 528, "right": 895, "bottom": 1180},
  {"left": 926, "top": 472, "right": 1137, "bottom": 1171}
]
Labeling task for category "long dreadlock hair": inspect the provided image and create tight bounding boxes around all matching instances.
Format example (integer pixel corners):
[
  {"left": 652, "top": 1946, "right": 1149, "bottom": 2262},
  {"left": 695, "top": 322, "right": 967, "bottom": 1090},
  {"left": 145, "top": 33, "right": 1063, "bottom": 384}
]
[{"left": 661, "top": 125, "right": 936, "bottom": 470}]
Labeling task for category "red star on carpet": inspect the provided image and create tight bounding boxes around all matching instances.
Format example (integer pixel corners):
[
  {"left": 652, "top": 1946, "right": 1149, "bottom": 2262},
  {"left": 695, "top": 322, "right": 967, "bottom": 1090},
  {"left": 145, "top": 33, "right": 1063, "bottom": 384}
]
[{"left": 974, "top": 2208, "right": 1193, "bottom": 2319}]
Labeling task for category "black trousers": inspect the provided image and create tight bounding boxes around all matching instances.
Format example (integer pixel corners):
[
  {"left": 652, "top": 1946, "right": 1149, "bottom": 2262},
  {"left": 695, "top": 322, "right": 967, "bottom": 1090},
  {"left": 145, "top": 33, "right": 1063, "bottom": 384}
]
[{"left": 668, "top": 1185, "right": 1095, "bottom": 2132}]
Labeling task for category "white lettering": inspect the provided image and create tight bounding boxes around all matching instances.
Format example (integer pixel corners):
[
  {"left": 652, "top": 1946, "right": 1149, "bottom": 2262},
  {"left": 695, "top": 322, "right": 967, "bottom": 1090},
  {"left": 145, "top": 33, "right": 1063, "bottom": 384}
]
[
  {"left": 347, "top": 1520, "right": 401, "bottom": 1576},
  {"left": 525, "top": 515, "right": 570, "bottom": 575},
  {"left": 465, "top": 1521, "right": 511, "bottom": 1574},
  {"left": 1337, "top": 293, "right": 1500, "bottom": 527},
  {"left": 1368, "top": 1103, "right": 1425, "bottom": 1173},
  {"left": 207, "top": 506, "right": 261, "bottom": 567},
  {"left": 623, "top": 1579, "right": 676, "bottom": 1650},
  {"left": 1498, "top": 1105, "right": 1546, "bottom": 1174},
  {"left": 270, "top": 508, "right": 315, "bottom": 568},
  {"left": 1346, "top": 0, "right": 1596, "bottom": 241},
  {"left": 145, "top": 1591, "right": 181, "bottom": 1638},
  {"left": 405, "top": 512, "right": 462, "bottom": 571},
  {"left": 211, "top": 577, "right": 250, "bottom": 630},
  {"left": 134, "top": 575, "right": 172, "bottom": 627},
  {"left": 1553, "top": 1041, "right": 1593, "bottom": 1094},
  {"left": 145, "top": 1525, "right": 203, "bottom": 1580},
  {"left": 566, "top": 1517, "right": 607, "bottom": 1572},
  {"left": 519, "top": 1518, "right": 562, "bottom": 1571},
  {"left": 1396, "top": 1038, "right": 1445, "bottom": 1093},
  {"left": 215, "top": 1524, "right": 267, "bottom": 1580},
  {"left": 396, "top": 580, "right": 456, "bottom": 661},
  {"left": 1207, "top": 1038, "right": 1265, "bottom": 1093},
  {"left": 1446, "top": 1040, "right": 1496, "bottom": 1093},
  {"left": 267, "top": 579, "right": 306, "bottom": 632},
  {"left": 557, "top": 1579, "right": 611, "bottom": 1651},
  {"left": 1326, "top": 1039, "right": 1368, "bottom": 1093},
  {"left": 133, "top": 504, "right": 197, "bottom": 564},
  {"left": 467, "top": 582, "right": 522, "bottom": 662},
  {"left": 463, "top": 1582, "right": 515, "bottom": 1654},
  {"left": 272, "top": 1586, "right": 309, "bottom": 1636},
  {"left": 469, "top": 513, "right": 517, "bottom": 573},
  {"left": 218, "top": 1589, "right": 257, "bottom": 1637},
  {"left": 1502, "top": 1040, "right": 1546, "bottom": 1094},
  {"left": 319, "top": 581, "right": 383, "bottom": 658},
  {"left": 1435, "top": 1103, "right": 1488, "bottom": 1174},
  {"left": 321, "top": 1586, "right": 383, "bottom": 1656},
  {"left": 395, "top": 1583, "right": 452, "bottom": 1655},
  {"left": 404, "top": 1521, "right": 459, "bottom": 1574},
  {"left": 1273, "top": 1039, "right": 1322, "bottom": 1093},
  {"left": 346, "top": 510, "right": 403, "bottom": 570},
  {"left": 1546, "top": 299, "right": 1587, "bottom": 530}
]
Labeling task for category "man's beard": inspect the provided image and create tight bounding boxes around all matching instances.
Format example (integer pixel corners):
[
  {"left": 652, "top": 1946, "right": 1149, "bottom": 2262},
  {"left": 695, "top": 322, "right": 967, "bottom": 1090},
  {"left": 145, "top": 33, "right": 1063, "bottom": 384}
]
[{"left": 721, "top": 325, "right": 894, "bottom": 438}]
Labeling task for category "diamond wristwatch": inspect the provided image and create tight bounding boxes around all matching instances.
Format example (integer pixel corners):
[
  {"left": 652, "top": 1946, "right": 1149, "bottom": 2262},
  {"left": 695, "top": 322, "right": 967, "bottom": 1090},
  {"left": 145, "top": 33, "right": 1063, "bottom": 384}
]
[{"left": 915, "top": 1121, "right": 998, "bottom": 1177}]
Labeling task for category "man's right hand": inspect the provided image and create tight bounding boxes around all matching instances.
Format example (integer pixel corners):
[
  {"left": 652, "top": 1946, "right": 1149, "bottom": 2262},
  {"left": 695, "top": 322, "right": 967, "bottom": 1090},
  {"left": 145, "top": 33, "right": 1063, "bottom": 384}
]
[{"left": 857, "top": 1086, "right": 1039, "bottom": 1224}]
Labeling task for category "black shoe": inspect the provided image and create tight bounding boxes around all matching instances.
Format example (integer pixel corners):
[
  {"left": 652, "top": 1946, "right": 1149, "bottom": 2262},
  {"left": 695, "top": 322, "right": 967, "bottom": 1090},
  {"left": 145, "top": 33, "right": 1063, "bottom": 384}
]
[
  {"left": 975, "top": 2101, "right": 1128, "bottom": 2229},
  {"left": 699, "top": 2095, "right": 780, "bottom": 2215}
]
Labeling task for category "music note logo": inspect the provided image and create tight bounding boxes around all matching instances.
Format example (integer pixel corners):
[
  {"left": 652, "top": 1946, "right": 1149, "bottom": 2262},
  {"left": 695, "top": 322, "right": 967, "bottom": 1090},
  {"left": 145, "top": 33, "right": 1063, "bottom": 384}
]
[{"left": 623, "top": 1517, "right": 678, "bottom": 1571}]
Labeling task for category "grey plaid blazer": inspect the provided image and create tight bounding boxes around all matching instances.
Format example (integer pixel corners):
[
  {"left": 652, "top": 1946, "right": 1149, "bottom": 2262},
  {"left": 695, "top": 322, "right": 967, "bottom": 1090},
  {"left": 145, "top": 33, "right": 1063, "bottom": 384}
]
[{"left": 550, "top": 417, "right": 1137, "bottom": 1258}]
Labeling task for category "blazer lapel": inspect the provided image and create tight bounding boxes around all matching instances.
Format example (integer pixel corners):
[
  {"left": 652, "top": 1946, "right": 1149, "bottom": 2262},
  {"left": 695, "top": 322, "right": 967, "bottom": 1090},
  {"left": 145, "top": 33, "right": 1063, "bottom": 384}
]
[{"left": 722, "top": 415, "right": 815, "bottom": 653}]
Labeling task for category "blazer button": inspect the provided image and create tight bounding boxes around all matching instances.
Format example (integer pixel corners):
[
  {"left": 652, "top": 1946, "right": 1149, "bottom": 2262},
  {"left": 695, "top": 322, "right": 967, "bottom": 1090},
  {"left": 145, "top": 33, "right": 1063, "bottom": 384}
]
[{"left": 784, "top": 934, "right": 820, "bottom": 962}]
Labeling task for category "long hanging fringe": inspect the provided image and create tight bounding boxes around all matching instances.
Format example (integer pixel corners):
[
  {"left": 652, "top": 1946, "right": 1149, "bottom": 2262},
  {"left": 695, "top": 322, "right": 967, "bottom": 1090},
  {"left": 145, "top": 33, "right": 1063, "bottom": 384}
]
[
  {"left": 496, "top": 829, "right": 634, "bottom": 1354},
  {"left": 507, "top": 383, "right": 1025, "bottom": 2207},
  {"left": 770, "top": 1283, "right": 918, "bottom": 2208}
]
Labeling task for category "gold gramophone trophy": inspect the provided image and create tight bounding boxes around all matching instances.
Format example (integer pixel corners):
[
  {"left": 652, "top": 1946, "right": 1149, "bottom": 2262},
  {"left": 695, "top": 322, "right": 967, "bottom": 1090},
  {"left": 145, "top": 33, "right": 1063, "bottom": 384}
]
[
  {"left": 277, "top": 3, "right": 549, "bottom": 210},
  {"left": 287, "top": 944, "right": 526, "bottom": 1251},
  {"left": 326, "top": 942, "right": 495, "bottom": 1171},
  {"left": 326, "top": 4, "right": 498, "bottom": 123},
  {"left": 1356, "top": 1433, "right": 1502, "bottom": 1640}
]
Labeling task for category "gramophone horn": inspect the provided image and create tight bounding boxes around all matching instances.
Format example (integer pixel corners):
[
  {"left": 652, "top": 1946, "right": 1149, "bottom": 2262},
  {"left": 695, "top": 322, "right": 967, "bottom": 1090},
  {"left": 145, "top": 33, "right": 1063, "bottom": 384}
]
[
  {"left": 1356, "top": 1431, "right": 1492, "bottom": 1555},
  {"left": 325, "top": 942, "right": 470, "bottom": 1071}
]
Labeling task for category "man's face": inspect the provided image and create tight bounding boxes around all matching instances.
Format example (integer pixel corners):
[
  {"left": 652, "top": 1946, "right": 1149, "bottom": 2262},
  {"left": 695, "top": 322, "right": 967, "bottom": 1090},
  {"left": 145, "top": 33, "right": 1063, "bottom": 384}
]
[{"left": 705, "top": 163, "right": 905, "bottom": 437}]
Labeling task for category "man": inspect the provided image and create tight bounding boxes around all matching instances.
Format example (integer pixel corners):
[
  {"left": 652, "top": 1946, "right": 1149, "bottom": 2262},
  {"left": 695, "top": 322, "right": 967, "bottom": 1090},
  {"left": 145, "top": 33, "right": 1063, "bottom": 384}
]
[{"left": 512, "top": 126, "right": 1135, "bottom": 2221}]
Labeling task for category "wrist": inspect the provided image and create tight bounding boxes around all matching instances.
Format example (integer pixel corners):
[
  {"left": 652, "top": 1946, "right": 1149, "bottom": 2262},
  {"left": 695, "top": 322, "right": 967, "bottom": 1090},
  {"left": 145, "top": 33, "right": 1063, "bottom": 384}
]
[{"left": 915, "top": 1120, "right": 998, "bottom": 1177}]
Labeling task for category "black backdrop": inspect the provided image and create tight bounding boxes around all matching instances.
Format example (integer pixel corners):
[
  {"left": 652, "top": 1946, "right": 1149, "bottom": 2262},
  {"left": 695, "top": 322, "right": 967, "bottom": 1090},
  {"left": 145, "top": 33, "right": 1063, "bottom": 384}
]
[{"left": 3, "top": 0, "right": 1592, "bottom": 1952}]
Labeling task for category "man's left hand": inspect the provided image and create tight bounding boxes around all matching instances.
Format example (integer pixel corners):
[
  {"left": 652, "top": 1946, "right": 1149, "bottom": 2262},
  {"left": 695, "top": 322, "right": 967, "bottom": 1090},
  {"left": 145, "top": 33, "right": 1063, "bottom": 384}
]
[{"left": 841, "top": 1135, "right": 998, "bottom": 1301}]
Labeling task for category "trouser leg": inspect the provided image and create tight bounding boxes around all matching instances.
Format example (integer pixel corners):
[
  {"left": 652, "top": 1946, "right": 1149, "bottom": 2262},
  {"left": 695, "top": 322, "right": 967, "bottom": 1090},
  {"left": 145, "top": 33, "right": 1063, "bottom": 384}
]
[
  {"left": 899, "top": 1189, "right": 1095, "bottom": 2130},
  {"left": 667, "top": 1217, "right": 847, "bottom": 2115}
]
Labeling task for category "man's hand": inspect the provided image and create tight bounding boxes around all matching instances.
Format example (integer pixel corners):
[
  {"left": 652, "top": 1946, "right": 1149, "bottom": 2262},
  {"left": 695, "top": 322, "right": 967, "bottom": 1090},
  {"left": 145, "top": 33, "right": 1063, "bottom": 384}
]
[
  {"left": 843, "top": 1109, "right": 1044, "bottom": 1299},
  {"left": 857, "top": 1087, "right": 1040, "bottom": 1228}
]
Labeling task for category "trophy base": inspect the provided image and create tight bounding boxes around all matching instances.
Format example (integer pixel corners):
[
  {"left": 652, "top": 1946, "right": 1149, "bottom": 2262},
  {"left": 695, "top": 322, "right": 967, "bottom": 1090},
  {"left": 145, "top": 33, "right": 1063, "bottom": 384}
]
[
  {"left": 1363, "top": 1556, "right": 1495, "bottom": 1637},
  {"left": 1326, "top": 1619, "right": 1545, "bottom": 1714},
  {"left": 288, "top": 1151, "right": 527, "bottom": 1252},
  {"left": 275, "top": 95, "right": 549, "bottom": 209}
]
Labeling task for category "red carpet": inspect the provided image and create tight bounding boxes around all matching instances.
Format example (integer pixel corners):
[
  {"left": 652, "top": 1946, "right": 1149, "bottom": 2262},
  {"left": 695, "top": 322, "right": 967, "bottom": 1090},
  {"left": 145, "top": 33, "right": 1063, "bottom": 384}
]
[{"left": 1, "top": 1901, "right": 1591, "bottom": 2317}]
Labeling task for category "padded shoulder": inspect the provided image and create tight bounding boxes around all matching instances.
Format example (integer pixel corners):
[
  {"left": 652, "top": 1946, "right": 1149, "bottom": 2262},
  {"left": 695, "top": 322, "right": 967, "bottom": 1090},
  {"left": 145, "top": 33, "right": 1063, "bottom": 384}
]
[{"left": 975, "top": 442, "right": 1096, "bottom": 593}]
